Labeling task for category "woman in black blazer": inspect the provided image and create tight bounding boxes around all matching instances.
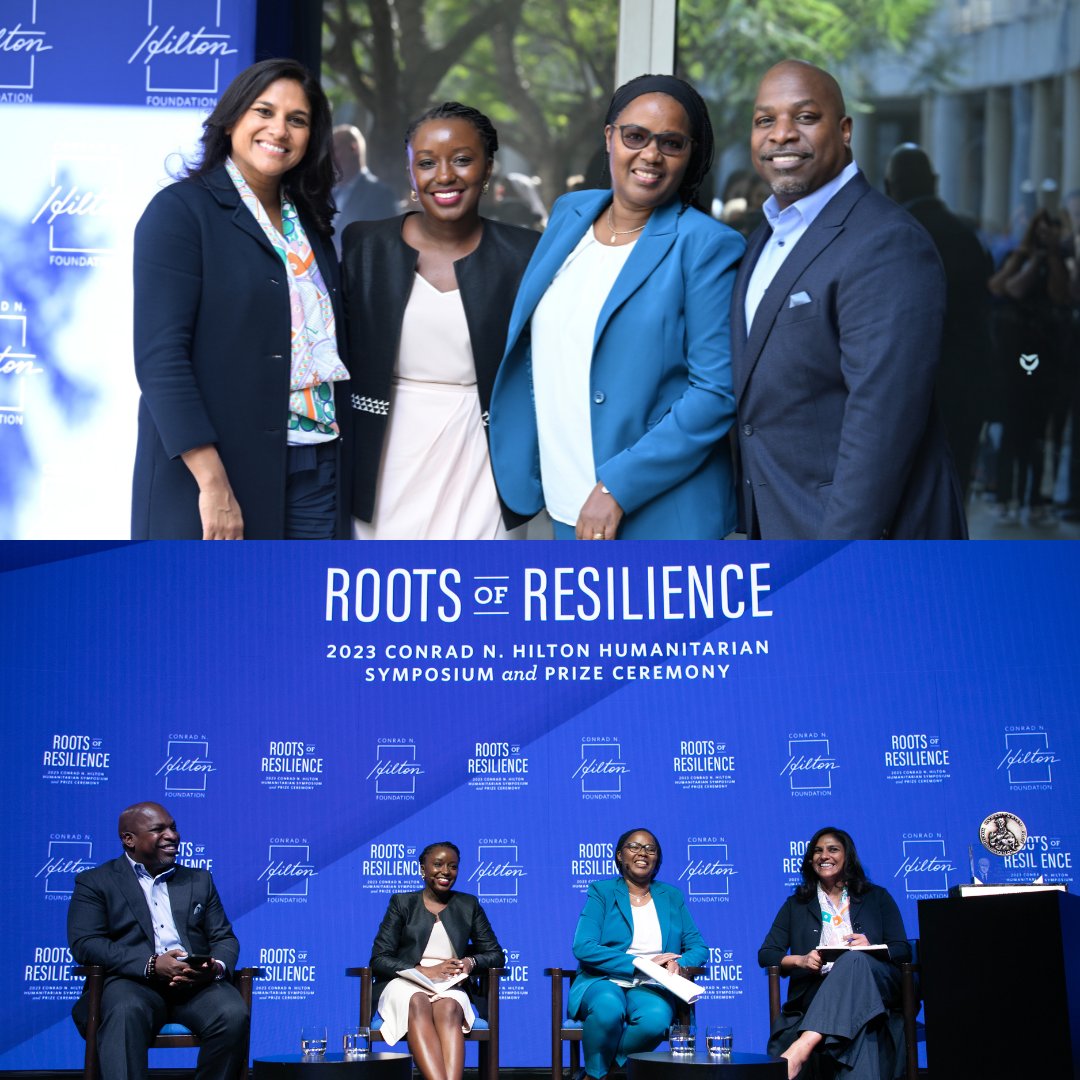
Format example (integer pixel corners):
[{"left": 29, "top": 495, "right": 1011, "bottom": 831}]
[
  {"left": 758, "top": 827, "right": 911, "bottom": 1080},
  {"left": 132, "top": 58, "right": 349, "bottom": 539},
  {"left": 341, "top": 102, "right": 539, "bottom": 539},
  {"left": 370, "top": 841, "right": 504, "bottom": 1080}
]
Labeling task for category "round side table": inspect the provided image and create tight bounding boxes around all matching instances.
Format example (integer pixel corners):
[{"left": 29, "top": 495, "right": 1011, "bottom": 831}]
[
  {"left": 628, "top": 1050, "right": 787, "bottom": 1079},
  {"left": 253, "top": 1051, "right": 413, "bottom": 1077}
]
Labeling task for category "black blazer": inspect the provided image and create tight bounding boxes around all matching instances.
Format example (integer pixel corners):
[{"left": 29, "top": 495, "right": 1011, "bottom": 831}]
[
  {"left": 369, "top": 890, "right": 504, "bottom": 1016},
  {"left": 67, "top": 856, "right": 240, "bottom": 1028},
  {"left": 757, "top": 883, "right": 910, "bottom": 1014},
  {"left": 131, "top": 166, "right": 349, "bottom": 539},
  {"left": 340, "top": 214, "right": 539, "bottom": 527}
]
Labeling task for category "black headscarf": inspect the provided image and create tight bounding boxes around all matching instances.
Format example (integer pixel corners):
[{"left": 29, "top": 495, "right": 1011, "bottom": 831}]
[{"left": 604, "top": 73, "right": 715, "bottom": 211}]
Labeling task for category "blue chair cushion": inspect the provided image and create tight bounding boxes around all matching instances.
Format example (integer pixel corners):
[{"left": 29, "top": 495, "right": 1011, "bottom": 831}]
[
  {"left": 158, "top": 1023, "right": 193, "bottom": 1036},
  {"left": 372, "top": 1015, "right": 489, "bottom": 1032},
  {"left": 563, "top": 1020, "right": 583, "bottom": 1030}
]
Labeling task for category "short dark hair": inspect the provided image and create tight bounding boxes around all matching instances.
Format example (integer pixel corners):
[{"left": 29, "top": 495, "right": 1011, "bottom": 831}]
[
  {"left": 614, "top": 827, "right": 663, "bottom": 880},
  {"left": 184, "top": 58, "right": 336, "bottom": 234},
  {"left": 795, "top": 826, "right": 870, "bottom": 900},
  {"left": 419, "top": 841, "right": 461, "bottom": 866},
  {"left": 405, "top": 101, "right": 499, "bottom": 160}
]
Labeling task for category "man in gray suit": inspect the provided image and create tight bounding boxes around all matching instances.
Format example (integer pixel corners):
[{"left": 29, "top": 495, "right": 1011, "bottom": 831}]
[
  {"left": 67, "top": 802, "right": 248, "bottom": 1079},
  {"left": 731, "top": 60, "right": 967, "bottom": 538}
]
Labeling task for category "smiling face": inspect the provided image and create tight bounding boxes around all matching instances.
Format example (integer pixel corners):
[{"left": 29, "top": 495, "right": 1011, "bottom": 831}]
[
  {"left": 421, "top": 846, "right": 460, "bottom": 898},
  {"left": 407, "top": 117, "right": 492, "bottom": 225},
  {"left": 811, "top": 832, "right": 847, "bottom": 885},
  {"left": 606, "top": 92, "right": 692, "bottom": 213},
  {"left": 227, "top": 77, "right": 311, "bottom": 193},
  {"left": 120, "top": 803, "right": 179, "bottom": 876},
  {"left": 751, "top": 62, "right": 852, "bottom": 209},
  {"left": 617, "top": 830, "right": 660, "bottom": 886}
]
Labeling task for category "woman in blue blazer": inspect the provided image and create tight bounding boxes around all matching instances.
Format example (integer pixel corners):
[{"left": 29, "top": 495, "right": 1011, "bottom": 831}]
[
  {"left": 758, "top": 827, "right": 911, "bottom": 1079},
  {"left": 570, "top": 828, "right": 707, "bottom": 1078},
  {"left": 489, "top": 74, "right": 745, "bottom": 539},
  {"left": 132, "top": 59, "right": 349, "bottom": 539}
]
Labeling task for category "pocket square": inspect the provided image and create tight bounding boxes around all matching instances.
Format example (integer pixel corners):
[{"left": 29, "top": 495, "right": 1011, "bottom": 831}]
[
  {"left": 193, "top": 903, "right": 203, "bottom": 917},
  {"left": 788, "top": 291, "right": 812, "bottom": 308}
]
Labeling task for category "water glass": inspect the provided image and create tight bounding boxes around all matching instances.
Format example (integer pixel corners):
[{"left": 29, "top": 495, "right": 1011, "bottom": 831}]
[
  {"left": 344, "top": 1026, "right": 371, "bottom": 1058},
  {"left": 706, "top": 1025, "right": 732, "bottom": 1058},
  {"left": 687, "top": 1022, "right": 697, "bottom": 1053},
  {"left": 669, "top": 1023, "right": 691, "bottom": 1056},
  {"left": 300, "top": 1025, "right": 328, "bottom": 1057}
]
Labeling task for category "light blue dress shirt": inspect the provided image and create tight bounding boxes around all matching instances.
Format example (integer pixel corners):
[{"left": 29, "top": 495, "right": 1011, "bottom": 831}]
[{"left": 743, "top": 160, "right": 860, "bottom": 333}]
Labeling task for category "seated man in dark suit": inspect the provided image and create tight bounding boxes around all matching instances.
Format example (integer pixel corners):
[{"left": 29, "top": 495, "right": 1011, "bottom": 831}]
[{"left": 67, "top": 802, "right": 248, "bottom": 1080}]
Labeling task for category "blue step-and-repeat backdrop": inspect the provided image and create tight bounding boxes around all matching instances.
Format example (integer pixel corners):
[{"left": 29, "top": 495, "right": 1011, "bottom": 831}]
[
  {"left": 1, "top": 0, "right": 256, "bottom": 539},
  {"left": 1, "top": 541, "right": 1077, "bottom": 1070}
]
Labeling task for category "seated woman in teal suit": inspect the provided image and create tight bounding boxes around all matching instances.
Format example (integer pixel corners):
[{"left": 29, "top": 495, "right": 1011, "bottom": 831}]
[
  {"left": 570, "top": 828, "right": 708, "bottom": 1079},
  {"left": 489, "top": 74, "right": 745, "bottom": 539}
]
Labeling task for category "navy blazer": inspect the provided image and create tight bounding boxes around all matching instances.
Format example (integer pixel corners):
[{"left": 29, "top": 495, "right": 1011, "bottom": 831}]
[
  {"left": 369, "top": 890, "right": 504, "bottom": 1016},
  {"left": 131, "top": 166, "right": 349, "bottom": 539},
  {"left": 489, "top": 189, "right": 745, "bottom": 538},
  {"left": 757, "top": 884, "right": 910, "bottom": 1014},
  {"left": 67, "top": 856, "right": 240, "bottom": 1028},
  {"left": 731, "top": 172, "right": 967, "bottom": 539},
  {"left": 568, "top": 877, "right": 708, "bottom": 1019}
]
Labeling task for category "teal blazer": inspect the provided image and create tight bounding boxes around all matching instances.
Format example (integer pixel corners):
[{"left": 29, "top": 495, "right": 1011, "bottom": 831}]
[
  {"left": 489, "top": 189, "right": 745, "bottom": 539},
  {"left": 568, "top": 877, "right": 708, "bottom": 1018}
]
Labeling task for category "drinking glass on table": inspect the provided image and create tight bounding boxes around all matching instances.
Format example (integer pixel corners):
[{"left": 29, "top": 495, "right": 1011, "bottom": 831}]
[
  {"left": 301, "top": 1025, "right": 327, "bottom": 1057},
  {"left": 344, "top": 1026, "right": 371, "bottom": 1058},
  {"left": 706, "top": 1024, "right": 732, "bottom": 1058},
  {"left": 669, "top": 1024, "right": 691, "bottom": 1056}
]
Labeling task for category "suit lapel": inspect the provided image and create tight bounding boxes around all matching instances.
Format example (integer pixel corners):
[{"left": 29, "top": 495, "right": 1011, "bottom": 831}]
[
  {"left": 112, "top": 857, "right": 156, "bottom": 948},
  {"left": 594, "top": 200, "right": 679, "bottom": 348},
  {"left": 734, "top": 173, "right": 871, "bottom": 401},
  {"left": 613, "top": 880, "right": 634, "bottom": 932},
  {"left": 731, "top": 222, "right": 770, "bottom": 348},
  {"left": 652, "top": 885, "right": 674, "bottom": 952},
  {"left": 204, "top": 166, "right": 282, "bottom": 259},
  {"left": 503, "top": 190, "right": 609, "bottom": 357}
]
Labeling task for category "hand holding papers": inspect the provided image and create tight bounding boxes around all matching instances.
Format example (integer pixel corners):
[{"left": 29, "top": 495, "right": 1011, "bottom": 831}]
[
  {"left": 632, "top": 956, "right": 702, "bottom": 1004},
  {"left": 396, "top": 966, "right": 470, "bottom": 996}
]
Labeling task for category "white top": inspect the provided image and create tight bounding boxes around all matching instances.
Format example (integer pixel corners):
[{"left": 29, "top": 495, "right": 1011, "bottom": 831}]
[
  {"left": 611, "top": 898, "right": 663, "bottom": 988},
  {"left": 743, "top": 160, "right": 860, "bottom": 332},
  {"left": 531, "top": 227, "right": 637, "bottom": 526}
]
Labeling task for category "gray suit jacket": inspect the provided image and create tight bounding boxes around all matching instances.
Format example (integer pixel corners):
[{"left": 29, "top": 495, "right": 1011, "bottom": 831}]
[
  {"left": 731, "top": 172, "right": 967, "bottom": 539},
  {"left": 67, "top": 855, "right": 240, "bottom": 1027}
]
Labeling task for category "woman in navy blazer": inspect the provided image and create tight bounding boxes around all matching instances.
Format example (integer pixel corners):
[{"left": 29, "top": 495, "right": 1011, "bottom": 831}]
[
  {"left": 131, "top": 59, "right": 349, "bottom": 539},
  {"left": 489, "top": 74, "right": 745, "bottom": 539},
  {"left": 570, "top": 828, "right": 708, "bottom": 1079},
  {"left": 758, "top": 827, "right": 911, "bottom": 1079}
]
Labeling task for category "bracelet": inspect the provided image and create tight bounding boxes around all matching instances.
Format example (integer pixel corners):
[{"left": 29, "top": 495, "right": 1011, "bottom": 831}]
[{"left": 147, "top": 954, "right": 157, "bottom": 979}]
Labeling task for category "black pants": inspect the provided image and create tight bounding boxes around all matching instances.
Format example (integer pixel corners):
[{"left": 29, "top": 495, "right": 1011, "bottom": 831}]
[{"left": 285, "top": 439, "right": 339, "bottom": 540}]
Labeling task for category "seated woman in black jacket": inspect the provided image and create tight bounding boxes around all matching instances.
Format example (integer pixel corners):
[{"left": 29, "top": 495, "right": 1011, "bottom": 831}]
[
  {"left": 370, "top": 842, "right": 504, "bottom": 1080},
  {"left": 758, "top": 827, "right": 911, "bottom": 1080}
]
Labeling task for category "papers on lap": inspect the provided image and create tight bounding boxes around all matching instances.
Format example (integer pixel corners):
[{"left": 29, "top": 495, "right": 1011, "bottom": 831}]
[
  {"left": 396, "top": 967, "right": 469, "bottom": 994},
  {"left": 815, "top": 944, "right": 890, "bottom": 963},
  {"left": 631, "top": 956, "right": 703, "bottom": 1003}
]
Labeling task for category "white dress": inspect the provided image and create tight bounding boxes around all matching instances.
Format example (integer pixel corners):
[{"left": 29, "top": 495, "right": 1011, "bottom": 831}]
[
  {"left": 353, "top": 273, "right": 524, "bottom": 539},
  {"left": 376, "top": 918, "right": 476, "bottom": 1046}
]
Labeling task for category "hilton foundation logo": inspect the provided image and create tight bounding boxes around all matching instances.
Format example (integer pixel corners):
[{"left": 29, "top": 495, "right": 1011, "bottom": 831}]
[
  {"left": 678, "top": 838, "right": 736, "bottom": 902},
  {"left": 156, "top": 735, "right": 215, "bottom": 796},
  {"left": 468, "top": 840, "right": 524, "bottom": 903},
  {"left": 1, "top": 304, "right": 44, "bottom": 424},
  {"left": 575, "top": 737, "right": 628, "bottom": 799},
  {"left": 37, "top": 835, "right": 94, "bottom": 897},
  {"left": 128, "top": 0, "right": 238, "bottom": 105},
  {"left": 781, "top": 733, "right": 838, "bottom": 796},
  {"left": 368, "top": 739, "right": 423, "bottom": 800},
  {"left": 894, "top": 834, "right": 955, "bottom": 898},
  {"left": 31, "top": 144, "right": 119, "bottom": 263},
  {"left": 0, "top": 1, "right": 52, "bottom": 101},
  {"left": 999, "top": 726, "right": 1058, "bottom": 789},
  {"left": 261, "top": 839, "right": 316, "bottom": 902}
]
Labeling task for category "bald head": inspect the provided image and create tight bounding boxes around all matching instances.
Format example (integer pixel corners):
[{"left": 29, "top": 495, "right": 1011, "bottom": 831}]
[
  {"left": 119, "top": 802, "right": 179, "bottom": 876},
  {"left": 333, "top": 123, "right": 367, "bottom": 181},
  {"left": 751, "top": 60, "right": 852, "bottom": 208},
  {"left": 885, "top": 143, "right": 936, "bottom": 204}
]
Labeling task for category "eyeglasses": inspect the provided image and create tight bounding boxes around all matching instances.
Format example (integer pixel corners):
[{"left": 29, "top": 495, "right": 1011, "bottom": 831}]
[
  {"left": 623, "top": 841, "right": 658, "bottom": 855},
  {"left": 615, "top": 125, "right": 693, "bottom": 157}
]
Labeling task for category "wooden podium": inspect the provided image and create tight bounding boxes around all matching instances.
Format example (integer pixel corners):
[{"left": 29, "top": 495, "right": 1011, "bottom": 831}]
[{"left": 918, "top": 890, "right": 1080, "bottom": 1079}]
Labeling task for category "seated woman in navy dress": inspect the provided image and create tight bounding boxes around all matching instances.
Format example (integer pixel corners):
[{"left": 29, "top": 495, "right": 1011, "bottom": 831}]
[
  {"left": 570, "top": 828, "right": 707, "bottom": 1079},
  {"left": 759, "top": 827, "right": 911, "bottom": 1079}
]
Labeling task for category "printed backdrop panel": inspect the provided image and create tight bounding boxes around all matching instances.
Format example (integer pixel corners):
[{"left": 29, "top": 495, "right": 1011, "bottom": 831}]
[{"left": 0, "top": 541, "right": 1076, "bottom": 1070}]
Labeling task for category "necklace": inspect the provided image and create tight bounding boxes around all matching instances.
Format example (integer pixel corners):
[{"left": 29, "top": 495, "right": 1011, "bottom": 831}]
[
  {"left": 629, "top": 889, "right": 652, "bottom": 905},
  {"left": 607, "top": 205, "right": 647, "bottom": 245}
]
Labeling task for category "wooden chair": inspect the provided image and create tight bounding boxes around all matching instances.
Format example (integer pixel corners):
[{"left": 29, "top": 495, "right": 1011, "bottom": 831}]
[
  {"left": 74, "top": 964, "right": 260, "bottom": 1080},
  {"left": 346, "top": 965, "right": 504, "bottom": 1080},
  {"left": 546, "top": 964, "right": 704, "bottom": 1080},
  {"left": 766, "top": 944, "right": 921, "bottom": 1080}
]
